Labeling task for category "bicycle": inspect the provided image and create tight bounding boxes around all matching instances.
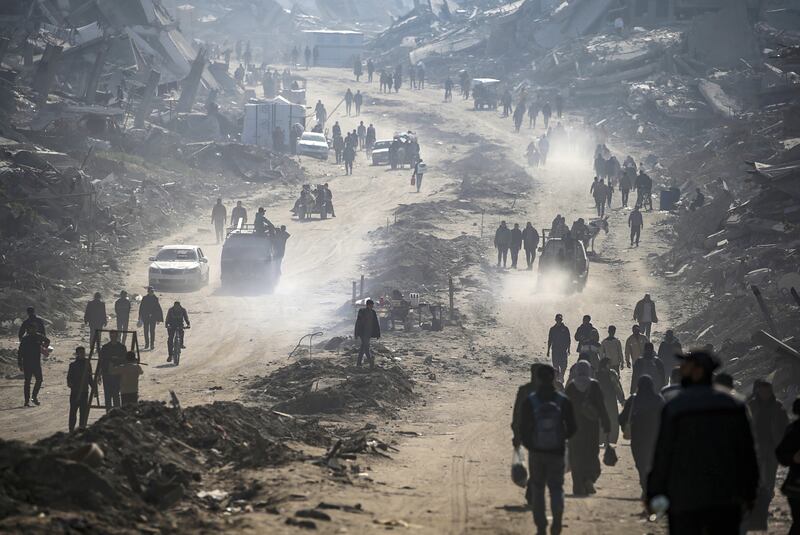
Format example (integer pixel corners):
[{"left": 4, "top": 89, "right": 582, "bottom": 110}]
[{"left": 168, "top": 325, "right": 189, "bottom": 366}]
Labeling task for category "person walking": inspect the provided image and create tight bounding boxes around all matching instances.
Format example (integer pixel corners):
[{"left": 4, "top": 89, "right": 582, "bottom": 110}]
[
  {"left": 776, "top": 396, "right": 800, "bottom": 535},
  {"left": 114, "top": 291, "right": 131, "bottom": 344},
  {"left": 599, "top": 325, "right": 624, "bottom": 373},
  {"left": 628, "top": 205, "right": 643, "bottom": 247},
  {"left": 528, "top": 100, "right": 539, "bottom": 128},
  {"left": 513, "top": 102, "right": 525, "bottom": 133},
  {"left": 345, "top": 88, "right": 353, "bottom": 116},
  {"left": 412, "top": 158, "right": 426, "bottom": 193},
  {"left": 745, "top": 380, "right": 789, "bottom": 531},
  {"left": 444, "top": 77, "right": 453, "bottom": 102},
  {"left": 354, "top": 299, "right": 380, "bottom": 368},
  {"left": 211, "top": 198, "right": 227, "bottom": 243},
  {"left": 592, "top": 179, "right": 609, "bottom": 218},
  {"left": 509, "top": 223, "right": 523, "bottom": 269},
  {"left": 542, "top": 101, "right": 552, "bottom": 130},
  {"left": 633, "top": 293, "right": 658, "bottom": 338},
  {"left": 304, "top": 45, "right": 311, "bottom": 68},
  {"left": 630, "top": 342, "right": 665, "bottom": 394},
  {"left": 367, "top": 59, "right": 374, "bottom": 82},
  {"left": 619, "top": 375, "right": 664, "bottom": 497},
  {"left": 18, "top": 324, "right": 48, "bottom": 406},
  {"left": 494, "top": 221, "right": 511, "bottom": 268},
  {"left": 565, "top": 360, "right": 610, "bottom": 496},
  {"left": 138, "top": 287, "right": 163, "bottom": 350},
  {"left": 512, "top": 363, "right": 542, "bottom": 450},
  {"left": 547, "top": 314, "right": 571, "bottom": 382},
  {"left": 18, "top": 307, "right": 46, "bottom": 341},
  {"left": 624, "top": 324, "right": 648, "bottom": 368},
  {"left": 113, "top": 351, "right": 143, "bottom": 407},
  {"left": 619, "top": 167, "right": 633, "bottom": 207},
  {"left": 274, "top": 225, "right": 291, "bottom": 271},
  {"left": 657, "top": 330, "right": 682, "bottom": 375},
  {"left": 519, "top": 364, "right": 577, "bottom": 535},
  {"left": 231, "top": 201, "right": 247, "bottom": 228},
  {"left": 647, "top": 351, "right": 759, "bottom": 535},
  {"left": 354, "top": 90, "right": 363, "bottom": 115},
  {"left": 353, "top": 57, "right": 362, "bottom": 81},
  {"left": 635, "top": 168, "right": 653, "bottom": 211},
  {"left": 357, "top": 121, "right": 366, "bottom": 150},
  {"left": 67, "top": 346, "right": 92, "bottom": 430},
  {"left": 84, "top": 292, "right": 107, "bottom": 351},
  {"left": 99, "top": 330, "right": 126, "bottom": 410},
  {"left": 596, "top": 357, "right": 625, "bottom": 444},
  {"left": 344, "top": 144, "right": 356, "bottom": 175},
  {"left": 522, "top": 222, "right": 539, "bottom": 269}
]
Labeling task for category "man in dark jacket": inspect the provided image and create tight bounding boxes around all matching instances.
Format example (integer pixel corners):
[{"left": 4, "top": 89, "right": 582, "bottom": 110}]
[
  {"left": 18, "top": 307, "right": 46, "bottom": 341},
  {"left": 138, "top": 287, "right": 163, "bottom": 350},
  {"left": 211, "top": 198, "right": 227, "bottom": 243},
  {"left": 512, "top": 363, "right": 541, "bottom": 449},
  {"left": 633, "top": 293, "right": 658, "bottom": 338},
  {"left": 628, "top": 206, "right": 643, "bottom": 247},
  {"left": 84, "top": 292, "right": 107, "bottom": 351},
  {"left": 67, "top": 346, "right": 92, "bottom": 431},
  {"left": 574, "top": 315, "right": 596, "bottom": 349},
  {"left": 776, "top": 396, "right": 800, "bottom": 535},
  {"left": 165, "top": 301, "right": 190, "bottom": 362},
  {"left": 115, "top": 291, "right": 131, "bottom": 344},
  {"left": 18, "top": 324, "right": 49, "bottom": 406},
  {"left": 509, "top": 223, "right": 523, "bottom": 269},
  {"left": 354, "top": 299, "right": 380, "bottom": 368},
  {"left": 547, "top": 314, "right": 571, "bottom": 381},
  {"left": 99, "top": 330, "right": 126, "bottom": 410},
  {"left": 647, "top": 351, "right": 759, "bottom": 534},
  {"left": 745, "top": 380, "right": 789, "bottom": 531},
  {"left": 631, "top": 342, "right": 666, "bottom": 393},
  {"left": 520, "top": 364, "right": 577, "bottom": 534},
  {"left": 494, "top": 221, "right": 511, "bottom": 268},
  {"left": 230, "top": 201, "right": 247, "bottom": 228},
  {"left": 657, "top": 330, "right": 682, "bottom": 374},
  {"left": 522, "top": 222, "right": 540, "bottom": 270},
  {"left": 635, "top": 169, "right": 653, "bottom": 211}
]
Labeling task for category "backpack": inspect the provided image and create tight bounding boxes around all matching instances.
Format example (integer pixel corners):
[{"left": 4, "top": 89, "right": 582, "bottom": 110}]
[{"left": 528, "top": 393, "right": 565, "bottom": 451}]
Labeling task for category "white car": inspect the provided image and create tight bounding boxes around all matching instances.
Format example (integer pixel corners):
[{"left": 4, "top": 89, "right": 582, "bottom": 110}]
[
  {"left": 148, "top": 245, "right": 209, "bottom": 289},
  {"left": 297, "top": 132, "right": 329, "bottom": 160}
]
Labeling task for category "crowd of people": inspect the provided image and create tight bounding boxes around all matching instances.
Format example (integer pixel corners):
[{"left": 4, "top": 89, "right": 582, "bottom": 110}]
[{"left": 511, "top": 300, "right": 800, "bottom": 534}]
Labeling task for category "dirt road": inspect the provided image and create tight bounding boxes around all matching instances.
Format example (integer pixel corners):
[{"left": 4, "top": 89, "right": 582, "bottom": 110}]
[
  {"left": 0, "top": 67, "right": 720, "bottom": 533},
  {"left": 259, "top": 70, "right": 675, "bottom": 534}
]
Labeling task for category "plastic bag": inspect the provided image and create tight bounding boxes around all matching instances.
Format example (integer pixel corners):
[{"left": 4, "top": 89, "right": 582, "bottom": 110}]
[
  {"left": 511, "top": 446, "right": 528, "bottom": 487},
  {"left": 603, "top": 444, "right": 618, "bottom": 467},
  {"left": 410, "top": 176, "right": 416, "bottom": 186}
]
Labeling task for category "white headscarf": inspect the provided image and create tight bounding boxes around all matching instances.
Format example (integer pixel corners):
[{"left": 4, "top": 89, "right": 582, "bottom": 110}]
[{"left": 569, "top": 360, "right": 593, "bottom": 393}]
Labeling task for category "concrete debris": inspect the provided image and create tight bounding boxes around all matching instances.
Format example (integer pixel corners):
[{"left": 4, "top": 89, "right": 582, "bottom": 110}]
[
  {"left": 0, "top": 401, "right": 330, "bottom": 532},
  {"left": 248, "top": 358, "right": 416, "bottom": 417}
]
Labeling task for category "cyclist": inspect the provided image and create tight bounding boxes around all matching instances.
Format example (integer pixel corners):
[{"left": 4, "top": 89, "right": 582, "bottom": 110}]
[{"left": 165, "top": 301, "right": 190, "bottom": 363}]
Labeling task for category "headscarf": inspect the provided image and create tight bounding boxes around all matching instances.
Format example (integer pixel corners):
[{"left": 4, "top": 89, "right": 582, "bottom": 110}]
[
  {"left": 632, "top": 375, "right": 664, "bottom": 417},
  {"left": 569, "top": 360, "right": 593, "bottom": 393}
]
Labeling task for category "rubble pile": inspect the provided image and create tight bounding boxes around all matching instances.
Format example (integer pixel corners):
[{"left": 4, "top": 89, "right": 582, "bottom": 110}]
[
  {"left": 367, "top": 229, "right": 483, "bottom": 293},
  {"left": 452, "top": 143, "right": 530, "bottom": 200},
  {"left": 248, "top": 357, "right": 416, "bottom": 417},
  {"left": 0, "top": 401, "right": 330, "bottom": 533}
]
